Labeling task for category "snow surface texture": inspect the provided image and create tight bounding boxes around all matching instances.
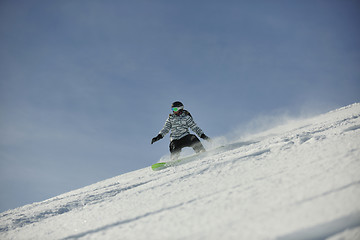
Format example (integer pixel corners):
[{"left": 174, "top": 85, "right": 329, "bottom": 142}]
[{"left": 1, "top": 103, "right": 360, "bottom": 240}]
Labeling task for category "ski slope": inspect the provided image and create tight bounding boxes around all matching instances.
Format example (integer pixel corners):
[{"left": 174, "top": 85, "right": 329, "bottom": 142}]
[{"left": 1, "top": 103, "right": 360, "bottom": 240}]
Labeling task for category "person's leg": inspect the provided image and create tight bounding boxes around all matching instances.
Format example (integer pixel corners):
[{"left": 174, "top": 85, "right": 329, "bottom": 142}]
[
  {"left": 181, "top": 134, "right": 206, "bottom": 153},
  {"left": 170, "top": 135, "right": 206, "bottom": 160},
  {"left": 169, "top": 140, "right": 181, "bottom": 160},
  {"left": 189, "top": 135, "right": 206, "bottom": 153}
]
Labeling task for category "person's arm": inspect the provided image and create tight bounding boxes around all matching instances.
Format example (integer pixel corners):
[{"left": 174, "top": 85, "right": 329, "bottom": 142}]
[
  {"left": 159, "top": 115, "right": 171, "bottom": 137},
  {"left": 187, "top": 115, "right": 204, "bottom": 137},
  {"left": 151, "top": 116, "right": 171, "bottom": 144},
  {"left": 186, "top": 114, "right": 211, "bottom": 141}
]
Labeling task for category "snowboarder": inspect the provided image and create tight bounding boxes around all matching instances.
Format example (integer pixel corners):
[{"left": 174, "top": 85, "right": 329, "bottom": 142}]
[{"left": 151, "top": 101, "right": 211, "bottom": 160}]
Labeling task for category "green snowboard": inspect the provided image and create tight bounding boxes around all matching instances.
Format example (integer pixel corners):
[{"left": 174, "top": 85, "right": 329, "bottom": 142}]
[
  {"left": 151, "top": 152, "right": 204, "bottom": 171},
  {"left": 151, "top": 141, "right": 256, "bottom": 171}
]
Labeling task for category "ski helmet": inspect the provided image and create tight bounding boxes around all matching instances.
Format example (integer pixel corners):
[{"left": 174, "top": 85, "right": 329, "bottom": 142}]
[{"left": 171, "top": 101, "right": 184, "bottom": 108}]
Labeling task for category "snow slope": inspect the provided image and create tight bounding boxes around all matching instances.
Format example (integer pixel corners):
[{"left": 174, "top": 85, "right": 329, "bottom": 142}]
[{"left": 1, "top": 103, "right": 360, "bottom": 240}]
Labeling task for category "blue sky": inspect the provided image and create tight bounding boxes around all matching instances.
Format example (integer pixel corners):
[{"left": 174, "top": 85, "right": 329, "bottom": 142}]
[{"left": 0, "top": 0, "right": 359, "bottom": 212}]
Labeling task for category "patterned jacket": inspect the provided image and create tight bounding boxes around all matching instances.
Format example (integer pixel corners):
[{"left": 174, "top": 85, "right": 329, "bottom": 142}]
[{"left": 159, "top": 110, "right": 204, "bottom": 141}]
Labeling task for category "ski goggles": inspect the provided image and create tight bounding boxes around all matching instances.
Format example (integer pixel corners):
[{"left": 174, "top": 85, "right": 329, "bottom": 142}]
[{"left": 172, "top": 106, "right": 183, "bottom": 112}]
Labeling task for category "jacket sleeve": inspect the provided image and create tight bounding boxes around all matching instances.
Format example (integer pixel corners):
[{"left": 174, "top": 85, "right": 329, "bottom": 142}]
[
  {"left": 186, "top": 115, "right": 204, "bottom": 137},
  {"left": 159, "top": 115, "right": 171, "bottom": 137}
]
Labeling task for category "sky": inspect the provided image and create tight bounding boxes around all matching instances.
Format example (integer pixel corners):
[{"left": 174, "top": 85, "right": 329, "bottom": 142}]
[{"left": 0, "top": 0, "right": 359, "bottom": 212}]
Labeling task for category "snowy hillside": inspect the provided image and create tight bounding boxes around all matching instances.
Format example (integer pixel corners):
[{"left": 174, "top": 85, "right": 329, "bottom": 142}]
[{"left": 1, "top": 103, "right": 360, "bottom": 240}]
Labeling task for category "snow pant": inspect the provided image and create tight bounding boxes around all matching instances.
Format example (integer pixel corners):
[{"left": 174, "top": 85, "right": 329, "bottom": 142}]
[{"left": 169, "top": 134, "right": 205, "bottom": 160}]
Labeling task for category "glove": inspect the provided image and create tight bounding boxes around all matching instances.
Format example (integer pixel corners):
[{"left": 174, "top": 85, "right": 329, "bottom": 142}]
[
  {"left": 200, "top": 134, "right": 211, "bottom": 141},
  {"left": 151, "top": 134, "right": 163, "bottom": 144}
]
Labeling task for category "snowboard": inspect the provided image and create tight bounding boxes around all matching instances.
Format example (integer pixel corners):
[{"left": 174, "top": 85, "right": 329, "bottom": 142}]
[
  {"left": 151, "top": 140, "right": 256, "bottom": 171},
  {"left": 151, "top": 151, "right": 206, "bottom": 171}
]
